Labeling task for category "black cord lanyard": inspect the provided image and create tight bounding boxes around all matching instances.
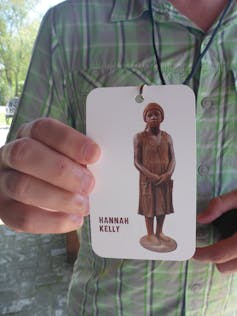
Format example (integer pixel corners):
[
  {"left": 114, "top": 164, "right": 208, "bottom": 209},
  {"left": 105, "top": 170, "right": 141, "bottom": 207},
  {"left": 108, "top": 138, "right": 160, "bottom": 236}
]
[{"left": 148, "top": 0, "right": 234, "bottom": 85}]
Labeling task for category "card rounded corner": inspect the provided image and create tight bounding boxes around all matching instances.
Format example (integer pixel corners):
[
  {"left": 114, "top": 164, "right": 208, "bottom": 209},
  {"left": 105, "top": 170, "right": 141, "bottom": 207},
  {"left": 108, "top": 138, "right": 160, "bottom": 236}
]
[
  {"left": 91, "top": 243, "right": 106, "bottom": 258},
  {"left": 86, "top": 87, "right": 101, "bottom": 102},
  {"left": 182, "top": 245, "right": 196, "bottom": 261},
  {"left": 180, "top": 84, "right": 196, "bottom": 99}
]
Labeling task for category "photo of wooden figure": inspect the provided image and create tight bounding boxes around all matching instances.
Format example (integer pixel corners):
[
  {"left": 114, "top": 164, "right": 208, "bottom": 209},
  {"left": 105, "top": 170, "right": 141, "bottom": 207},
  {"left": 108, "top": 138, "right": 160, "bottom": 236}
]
[{"left": 134, "top": 102, "right": 177, "bottom": 252}]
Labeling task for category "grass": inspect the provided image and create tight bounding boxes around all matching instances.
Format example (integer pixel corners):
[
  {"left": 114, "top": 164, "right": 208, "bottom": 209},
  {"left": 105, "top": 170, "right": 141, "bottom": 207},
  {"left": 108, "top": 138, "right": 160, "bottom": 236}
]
[
  {"left": 0, "top": 112, "right": 6, "bottom": 125},
  {"left": 0, "top": 112, "right": 12, "bottom": 126}
]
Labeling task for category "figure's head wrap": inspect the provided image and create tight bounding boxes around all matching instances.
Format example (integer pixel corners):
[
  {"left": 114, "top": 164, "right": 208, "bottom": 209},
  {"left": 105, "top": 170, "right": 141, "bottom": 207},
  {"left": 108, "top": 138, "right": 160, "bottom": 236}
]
[{"left": 143, "top": 102, "right": 164, "bottom": 122}]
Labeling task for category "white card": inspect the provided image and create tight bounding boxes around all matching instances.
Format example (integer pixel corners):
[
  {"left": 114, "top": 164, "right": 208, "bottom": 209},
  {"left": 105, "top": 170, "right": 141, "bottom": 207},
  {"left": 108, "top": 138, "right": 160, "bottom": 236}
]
[{"left": 86, "top": 85, "right": 196, "bottom": 260}]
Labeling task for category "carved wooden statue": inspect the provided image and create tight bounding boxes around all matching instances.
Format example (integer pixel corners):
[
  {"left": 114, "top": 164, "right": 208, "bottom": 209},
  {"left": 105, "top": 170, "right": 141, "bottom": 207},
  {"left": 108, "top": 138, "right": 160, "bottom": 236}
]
[{"left": 134, "top": 102, "right": 177, "bottom": 252}]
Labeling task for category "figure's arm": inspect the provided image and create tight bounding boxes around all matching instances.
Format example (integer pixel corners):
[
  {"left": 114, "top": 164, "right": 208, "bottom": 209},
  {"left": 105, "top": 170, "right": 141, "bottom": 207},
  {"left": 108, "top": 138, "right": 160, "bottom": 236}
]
[
  {"left": 154, "top": 134, "right": 175, "bottom": 185},
  {"left": 133, "top": 134, "right": 159, "bottom": 182},
  {"left": 166, "top": 134, "right": 176, "bottom": 177}
]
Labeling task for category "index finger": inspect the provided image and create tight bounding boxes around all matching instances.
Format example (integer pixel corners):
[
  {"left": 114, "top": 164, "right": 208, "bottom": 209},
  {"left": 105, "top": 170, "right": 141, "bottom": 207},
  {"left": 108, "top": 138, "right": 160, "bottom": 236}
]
[
  {"left": 193, "top": 233, "right": 237, "bottom": 264},
  {"left": 197, "top": 192, "right": 237, "bottom": 224},
  {"left": 16, "top": 118, "right": 101, "bottom": 165}
]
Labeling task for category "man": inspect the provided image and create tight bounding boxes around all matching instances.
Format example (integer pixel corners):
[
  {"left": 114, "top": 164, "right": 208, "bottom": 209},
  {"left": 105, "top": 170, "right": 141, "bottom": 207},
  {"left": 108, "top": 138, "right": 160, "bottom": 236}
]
[
  {"left": 0, "top": 0, "right": 237, "bottom": 314},
  {"left": 134, "top": 102, "right": 177, "bottom": 252}
]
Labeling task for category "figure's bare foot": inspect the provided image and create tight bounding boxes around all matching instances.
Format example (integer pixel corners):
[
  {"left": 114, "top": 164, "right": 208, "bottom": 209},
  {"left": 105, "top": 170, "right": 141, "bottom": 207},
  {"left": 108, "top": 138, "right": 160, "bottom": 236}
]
[
  {"left": 147, "top": 234, "right": 161, "bottom": 245},
  {"left": 157, "top": 232, "right": 172, "bottom": 242}
]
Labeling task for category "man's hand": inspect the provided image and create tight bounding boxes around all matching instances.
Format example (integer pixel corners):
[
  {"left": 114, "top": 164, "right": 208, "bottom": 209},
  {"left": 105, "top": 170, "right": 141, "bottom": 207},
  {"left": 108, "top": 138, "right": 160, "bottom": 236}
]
[
  {"left": 0, "top": 118, "right": 101, "bottom": 234},
  {"left": 193, "top": 191, "right": 237, "bottom": 274}
]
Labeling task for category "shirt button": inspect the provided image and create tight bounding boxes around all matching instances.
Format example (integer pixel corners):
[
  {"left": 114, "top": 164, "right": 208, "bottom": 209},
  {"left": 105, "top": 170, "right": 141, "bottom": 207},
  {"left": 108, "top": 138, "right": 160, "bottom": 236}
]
[
  {"left": 198, "top": 164, "right": 209, "bottom": 175},
  {"left": 190, "top": 283, "right": 202, "bottom": 292},
  {"left": 201, "top": 98, "right": 214, "bottom": 109}
]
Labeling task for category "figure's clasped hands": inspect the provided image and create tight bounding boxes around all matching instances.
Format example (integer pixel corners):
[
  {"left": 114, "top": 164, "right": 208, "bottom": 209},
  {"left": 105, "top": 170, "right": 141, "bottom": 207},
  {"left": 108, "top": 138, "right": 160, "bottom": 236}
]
[
  {"left": 194, "top": 191, "right": 237, "bottom": 274},
  {"left": 0, "top": 118, "right": 101, "bottom": 234},
  {"left": 151, "top": 173, "right": 169, "bottom": 186}
]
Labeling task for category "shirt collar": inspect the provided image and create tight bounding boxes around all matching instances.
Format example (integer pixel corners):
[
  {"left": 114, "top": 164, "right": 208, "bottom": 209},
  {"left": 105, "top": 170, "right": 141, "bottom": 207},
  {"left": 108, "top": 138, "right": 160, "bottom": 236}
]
[
  {"left": 110, "top": 0, "right": 196, "bottom": 27},
  {"left": 110, "top": 0, "right": 236, "bottom": 34},
  {"left": 110, "top": 0, "right": 149, "bottom": 22}
]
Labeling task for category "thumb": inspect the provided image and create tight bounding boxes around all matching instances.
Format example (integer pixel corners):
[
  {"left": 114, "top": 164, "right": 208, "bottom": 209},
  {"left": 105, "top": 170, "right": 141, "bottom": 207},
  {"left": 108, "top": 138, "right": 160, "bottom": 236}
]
[{"left": 197, "top": 190, "right": 237, "bottom": 224}]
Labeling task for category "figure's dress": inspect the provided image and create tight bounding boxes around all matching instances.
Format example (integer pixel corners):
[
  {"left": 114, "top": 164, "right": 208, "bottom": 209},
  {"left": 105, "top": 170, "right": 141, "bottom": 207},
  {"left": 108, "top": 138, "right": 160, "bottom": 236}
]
[{"left": 136, "top": 130, "right": 174, "bottom": 217}]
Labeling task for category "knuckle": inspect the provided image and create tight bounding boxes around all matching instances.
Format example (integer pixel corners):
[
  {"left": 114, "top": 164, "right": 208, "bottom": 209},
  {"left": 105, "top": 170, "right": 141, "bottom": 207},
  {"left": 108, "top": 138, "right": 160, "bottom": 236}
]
[
  {"left": 16, "top": 177, "right": 32, "bottom": 203},
  {"left": 30, "top": 118, "right": 50, "bottom": 138},
  {"left": 209, "top": 196, "right": 220, "bottom": 208},
  {"left": 216, "top": 264, "right": 227, "bottom": 274},
  {"left": 212, "top": 195, "right": 225, "bottom": 209},
  {"left": 216, "top": 264, "right": 225, "bottom": 274},
  {"left": 30, "top": 117, "right": 57, "bottom": 139},
  {"left": 17, "top": 213, "right": 34, "bottom": 233},
  {"left": 4, "top": 171, "right": 31, "bottom": 202},
  {"left": 7, "top": 138, "right": 32, "bottom": 168},
  {"left": 0, "top": 200, "right": 33, "bottom": 233},
  {"left": 209, "top": 249, "right": 223, "bottom": 263}
]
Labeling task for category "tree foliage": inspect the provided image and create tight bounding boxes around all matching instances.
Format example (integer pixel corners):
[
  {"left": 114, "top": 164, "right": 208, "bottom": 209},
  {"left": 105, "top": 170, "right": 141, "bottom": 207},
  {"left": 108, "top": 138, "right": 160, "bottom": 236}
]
[{"left": 0, "top": 0, "right": 40, "bottom": 104}]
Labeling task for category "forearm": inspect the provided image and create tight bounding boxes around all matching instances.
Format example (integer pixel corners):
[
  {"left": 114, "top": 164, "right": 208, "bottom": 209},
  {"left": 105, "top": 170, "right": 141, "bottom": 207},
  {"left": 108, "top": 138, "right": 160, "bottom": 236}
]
[
  {"left": 134, "top": 161, "right": 156, "bottom": 179},
  {"left": 165, "top": 159, "right": 175, "bottom": 177}
]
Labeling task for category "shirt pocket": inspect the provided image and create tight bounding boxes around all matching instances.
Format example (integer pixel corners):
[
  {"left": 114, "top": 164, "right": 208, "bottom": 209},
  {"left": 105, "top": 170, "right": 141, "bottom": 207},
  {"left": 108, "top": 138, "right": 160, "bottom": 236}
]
[{"left": 65, "top": 67, "right": 155, "bottom": 132}]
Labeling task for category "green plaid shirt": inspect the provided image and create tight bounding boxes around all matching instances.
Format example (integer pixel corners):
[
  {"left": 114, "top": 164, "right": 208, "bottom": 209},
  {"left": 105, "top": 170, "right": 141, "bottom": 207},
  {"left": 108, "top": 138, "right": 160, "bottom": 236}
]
[{"left": 8, "top": 0, "right": 237, "bottom": 315}]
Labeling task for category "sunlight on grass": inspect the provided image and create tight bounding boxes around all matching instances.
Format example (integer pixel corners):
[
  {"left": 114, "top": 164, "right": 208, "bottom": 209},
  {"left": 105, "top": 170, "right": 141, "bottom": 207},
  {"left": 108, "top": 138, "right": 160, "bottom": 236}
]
[{"left": 0, "top": 112, "right": 12, "bottom": 126}]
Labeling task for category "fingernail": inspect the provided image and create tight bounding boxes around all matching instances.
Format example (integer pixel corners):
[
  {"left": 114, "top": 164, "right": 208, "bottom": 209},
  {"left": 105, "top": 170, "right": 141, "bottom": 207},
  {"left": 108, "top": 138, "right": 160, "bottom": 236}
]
[
  {"left": 69, "top": 214, "right": 83, "bottom": 225},
  {"left": 80, "top": 172, "right": 95, "bottom": 195},
  {"left": 81, "top": 142, "right": 101, "bottom": 164},
  {"left": 74, "top": 195, "right": 89, "bottom": 214},
  {"left": 74, "top": 167, "right": 95, "bottom": 195}
]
